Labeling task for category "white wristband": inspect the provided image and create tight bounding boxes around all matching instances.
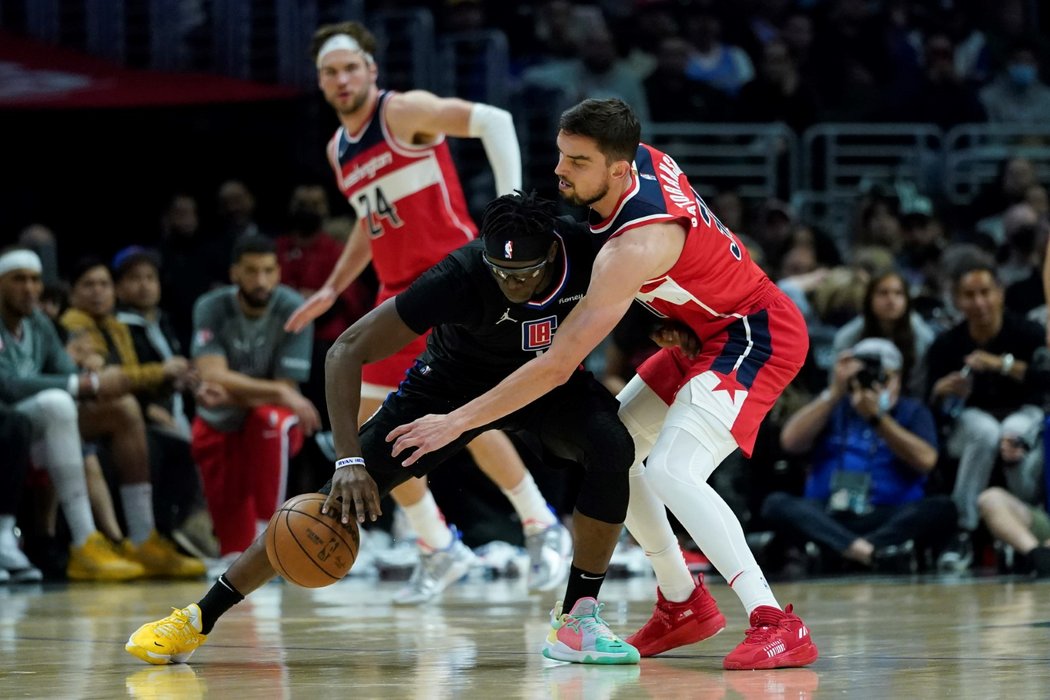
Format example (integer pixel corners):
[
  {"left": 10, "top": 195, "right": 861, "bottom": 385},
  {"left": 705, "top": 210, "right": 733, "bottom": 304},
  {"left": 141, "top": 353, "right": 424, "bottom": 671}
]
[
  {"left": 1001, "top": 353, "right": 1015, "bottom": 376},
  {"left": 335, "top": 457, "right": 365, "bottom": 470}
]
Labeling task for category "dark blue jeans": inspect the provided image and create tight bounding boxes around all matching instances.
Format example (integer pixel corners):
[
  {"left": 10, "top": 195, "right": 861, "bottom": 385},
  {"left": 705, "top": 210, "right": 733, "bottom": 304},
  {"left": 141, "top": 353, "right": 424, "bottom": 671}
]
[{"left": 761, "top": 491, "right": 957, "bottom": 554}]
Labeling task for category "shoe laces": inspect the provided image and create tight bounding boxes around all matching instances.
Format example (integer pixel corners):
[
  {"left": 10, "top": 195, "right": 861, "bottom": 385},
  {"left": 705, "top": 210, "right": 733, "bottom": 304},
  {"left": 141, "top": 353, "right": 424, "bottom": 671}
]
[
  {"left": 651, "top": 602, "right": 674, "bottom": 627},
  {"left": 742, "top": 607, "right": 787, "bottom": 645},
  {"left": 154, "top": 608, "right": 199, "bottom": 642},
  {"left": 566, "top": 603, "right": 615, "bottom": 640}
]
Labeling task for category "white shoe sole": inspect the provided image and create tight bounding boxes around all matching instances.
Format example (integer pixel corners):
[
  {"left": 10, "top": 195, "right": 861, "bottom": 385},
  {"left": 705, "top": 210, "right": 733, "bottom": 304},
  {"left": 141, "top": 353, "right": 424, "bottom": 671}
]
[{"left": 541, "top": 640, "right": 639, "bottom": 665}]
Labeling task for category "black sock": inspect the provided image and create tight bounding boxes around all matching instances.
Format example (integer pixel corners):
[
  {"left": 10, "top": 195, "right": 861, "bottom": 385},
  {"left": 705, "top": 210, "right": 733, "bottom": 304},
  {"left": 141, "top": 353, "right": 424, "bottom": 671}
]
[
  {"left": 197, "top": 574, "right": 244, "bottom": 634},
  {"left": 562, "top": 565, "right": 606, "bottom": 614}
]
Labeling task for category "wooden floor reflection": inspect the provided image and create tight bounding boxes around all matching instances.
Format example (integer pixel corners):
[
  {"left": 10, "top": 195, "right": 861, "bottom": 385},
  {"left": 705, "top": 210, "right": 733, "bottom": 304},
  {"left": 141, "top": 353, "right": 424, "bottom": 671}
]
[{"left": 2, "top": 575, "right": 1048, "bottom": 699}]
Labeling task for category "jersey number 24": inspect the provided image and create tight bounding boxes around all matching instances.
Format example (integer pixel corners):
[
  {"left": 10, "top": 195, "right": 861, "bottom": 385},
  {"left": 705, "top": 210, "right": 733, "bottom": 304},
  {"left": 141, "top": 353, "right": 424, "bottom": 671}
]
[{"left": 357, "top": 186, "right": 403, "bottom": 237}]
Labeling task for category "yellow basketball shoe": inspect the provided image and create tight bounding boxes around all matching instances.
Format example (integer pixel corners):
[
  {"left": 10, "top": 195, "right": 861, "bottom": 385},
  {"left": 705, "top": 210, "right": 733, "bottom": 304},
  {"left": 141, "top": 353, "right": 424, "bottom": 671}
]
[
  {"left": 126, "top": 604, "right": 207, "bottom": 665},
  {"left": 67, "top": 531, "right": 146, "bottom": 581},
  {"left": 122, "top": 531, "right": 207, "bottom": 579}
]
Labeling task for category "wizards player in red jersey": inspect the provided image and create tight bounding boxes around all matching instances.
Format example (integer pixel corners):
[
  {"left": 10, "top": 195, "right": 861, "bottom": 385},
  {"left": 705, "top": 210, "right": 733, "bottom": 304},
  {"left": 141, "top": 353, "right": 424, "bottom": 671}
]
[
  {"left": 390, "top": 98, "right": 818, "bottom": 670},
  {"left": 285, "top": 22, "right": 571, "bottom": 603}
]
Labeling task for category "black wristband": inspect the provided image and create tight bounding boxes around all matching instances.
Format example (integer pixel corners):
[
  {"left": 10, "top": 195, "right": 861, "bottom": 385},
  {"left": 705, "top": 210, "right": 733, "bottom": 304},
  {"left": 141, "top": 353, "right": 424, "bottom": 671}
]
[{"left": 867, "top": 413, "right": 883, "bottom": 428}]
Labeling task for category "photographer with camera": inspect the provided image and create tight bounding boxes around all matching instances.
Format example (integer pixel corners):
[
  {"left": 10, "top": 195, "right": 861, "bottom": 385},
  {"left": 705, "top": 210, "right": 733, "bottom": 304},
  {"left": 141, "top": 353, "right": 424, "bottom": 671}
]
[{"left": 765, "top": 338, "right": 956, "bottom": 573}]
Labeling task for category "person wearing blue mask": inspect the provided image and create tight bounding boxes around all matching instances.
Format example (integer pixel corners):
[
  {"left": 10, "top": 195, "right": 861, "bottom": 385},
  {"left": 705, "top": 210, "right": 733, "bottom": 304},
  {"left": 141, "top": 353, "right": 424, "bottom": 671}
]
[
  {"left": 979, "top": 44, "right": 1050, "bottom": 123},
  {"left": 766, "top": 338, "right": 956, "bottom": 574}
]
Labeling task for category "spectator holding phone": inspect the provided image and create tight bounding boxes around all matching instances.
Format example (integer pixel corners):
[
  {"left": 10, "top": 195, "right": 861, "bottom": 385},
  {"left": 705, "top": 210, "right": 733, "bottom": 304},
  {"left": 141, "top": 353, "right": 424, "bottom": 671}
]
[{"left": 925, "top": 256, "right": 1044, "bottom": 571}]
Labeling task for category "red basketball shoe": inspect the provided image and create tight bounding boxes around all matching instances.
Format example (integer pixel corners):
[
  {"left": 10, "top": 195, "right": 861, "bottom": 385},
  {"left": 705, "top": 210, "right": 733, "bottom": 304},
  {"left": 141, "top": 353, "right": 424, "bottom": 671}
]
[
  {"left": 722, "top": 604, "right": 818, "bottom": 670},
  {"left": 626, "top": 575, "right": 726, "bottom": 657}
]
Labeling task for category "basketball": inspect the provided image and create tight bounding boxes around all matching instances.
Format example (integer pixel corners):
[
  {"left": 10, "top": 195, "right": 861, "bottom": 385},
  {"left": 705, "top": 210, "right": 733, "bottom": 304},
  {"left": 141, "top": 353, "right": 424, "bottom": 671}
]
[{"left": 265, "top": 493, "right": 360, "bottom": 588}]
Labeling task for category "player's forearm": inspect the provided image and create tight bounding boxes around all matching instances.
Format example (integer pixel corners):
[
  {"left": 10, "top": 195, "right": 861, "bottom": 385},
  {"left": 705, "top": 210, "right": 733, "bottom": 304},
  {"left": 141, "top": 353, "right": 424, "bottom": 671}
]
[
  {"left": 780, "top": 389, "right": 839, "bottom": 453},
  {"left": 325, "top": 225, "right": 373, "bottom": 293},
  {"left": 874, "top": 417, "right": 938, "bottom": 474},
  {"left": 324, "top": 340, "right": 368, "bottom": 460},
  {"left": 469, "top": 103, "right": 522, "bottom": 195},
  {"left": 202, "top": 368, "right": 289, "bottom": 406}
]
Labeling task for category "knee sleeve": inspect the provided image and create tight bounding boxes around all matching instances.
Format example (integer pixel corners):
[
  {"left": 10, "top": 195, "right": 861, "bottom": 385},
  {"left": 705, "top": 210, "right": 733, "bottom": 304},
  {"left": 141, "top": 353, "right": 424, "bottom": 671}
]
[
  {"left": 580, "top": 411, "right": 635, "bottom": 475},
  {"left": 575, "top": 468, "right": 629, "bottom": 524},
  {"left": 617, "top": 375, "right": 668, "bottom": 466}
]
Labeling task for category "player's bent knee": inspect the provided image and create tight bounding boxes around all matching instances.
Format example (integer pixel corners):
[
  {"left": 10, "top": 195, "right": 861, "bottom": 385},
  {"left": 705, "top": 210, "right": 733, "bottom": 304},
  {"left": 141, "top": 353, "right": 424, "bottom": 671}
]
[
  {"left": 576, "top": 470, "right": 629, "bottom": 524},
  {"left": 35, "top": 388, "right": 78, "bottom": 424},
  {"left": 760, "top": 491, "right": 794, "bottom": 522},
  {"left": 580, "top": 421, "right": 635, "bottom": 475}
]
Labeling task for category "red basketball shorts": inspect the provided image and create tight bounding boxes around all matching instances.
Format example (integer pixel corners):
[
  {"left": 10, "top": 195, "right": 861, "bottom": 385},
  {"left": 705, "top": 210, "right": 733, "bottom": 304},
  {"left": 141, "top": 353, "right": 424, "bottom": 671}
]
[{"left": 636, "top": 292, "right": 808, "bottom": 457}]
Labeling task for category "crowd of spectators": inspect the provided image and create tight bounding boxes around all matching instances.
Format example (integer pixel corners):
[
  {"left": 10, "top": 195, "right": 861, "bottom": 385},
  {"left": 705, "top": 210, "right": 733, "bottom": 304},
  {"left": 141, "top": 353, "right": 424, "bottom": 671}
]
[{"left": 2, "top": 0, "right": 1050, "bottom": 585}]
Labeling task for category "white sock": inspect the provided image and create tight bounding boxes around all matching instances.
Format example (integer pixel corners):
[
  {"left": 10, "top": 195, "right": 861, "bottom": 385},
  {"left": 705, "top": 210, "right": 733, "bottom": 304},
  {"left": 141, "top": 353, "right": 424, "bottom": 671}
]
[
  {"left": 647, "top": 544, "right": 697, "bottom": 603},
  {"left": 501, "top": 471, "right": 555, "bottom": 535},
  {"left": 47, "top": 461, "right": 96, "bottom": 547},
  {"left": 402, "top": 490, "right": 452, "bottom": 551},
  {"left": 0, "top": 514, "right": 16, "bottom": 549},
  {"left": 63, "top": 498, "right": 97, "bottom": 547},
  {"left": 728, "top": 568, "right": 779, "bottom": 616},
  {"left": 120, "top": 483, "right": 155, "bottom": 545},
  {"left": 625, "top": 464, "right": 696, "bottom": 602},
  {"left": 34, "top": 435, "right": 97, "bottom": 546}
]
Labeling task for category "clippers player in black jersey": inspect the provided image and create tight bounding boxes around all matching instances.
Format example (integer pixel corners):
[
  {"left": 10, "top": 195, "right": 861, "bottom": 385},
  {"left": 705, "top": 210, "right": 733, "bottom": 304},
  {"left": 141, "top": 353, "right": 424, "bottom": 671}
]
[{"left": 126, "top": 192, "right": 642, "bottom": 666}]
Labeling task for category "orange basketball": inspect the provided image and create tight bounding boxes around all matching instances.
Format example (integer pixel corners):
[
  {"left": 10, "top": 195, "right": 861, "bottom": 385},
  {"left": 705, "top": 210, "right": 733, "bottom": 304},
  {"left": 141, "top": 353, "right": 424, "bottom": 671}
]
[{"left": 265, "top": 493, "right": 360, "bottom": 588}]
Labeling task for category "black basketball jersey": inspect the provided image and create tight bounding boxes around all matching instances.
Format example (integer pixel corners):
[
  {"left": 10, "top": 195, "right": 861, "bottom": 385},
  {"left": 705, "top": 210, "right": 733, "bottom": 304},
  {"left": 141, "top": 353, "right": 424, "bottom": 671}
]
[{"left": 394, "top": 216, "right": 599, "bottom": 399}]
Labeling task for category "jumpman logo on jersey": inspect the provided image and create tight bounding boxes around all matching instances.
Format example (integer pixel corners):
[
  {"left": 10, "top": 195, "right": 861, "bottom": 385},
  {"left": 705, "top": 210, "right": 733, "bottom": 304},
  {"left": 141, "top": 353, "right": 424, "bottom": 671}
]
[
  {"left": 496, "top": 308, "right": 518, "bottom": 324},
  {"left": 712, "top": 370, "right": 745, "bottom": 402}
]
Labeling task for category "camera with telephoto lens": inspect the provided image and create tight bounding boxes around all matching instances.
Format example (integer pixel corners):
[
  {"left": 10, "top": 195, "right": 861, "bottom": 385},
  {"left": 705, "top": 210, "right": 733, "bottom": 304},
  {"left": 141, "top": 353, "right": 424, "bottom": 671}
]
[{"left": 853, "top": 354, "right": 887, "bottom": 389}]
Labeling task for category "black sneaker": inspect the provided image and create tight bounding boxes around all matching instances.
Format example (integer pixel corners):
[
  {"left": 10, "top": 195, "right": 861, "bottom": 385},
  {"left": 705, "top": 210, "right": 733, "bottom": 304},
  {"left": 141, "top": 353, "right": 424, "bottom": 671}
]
[
  {"left": 873, "top": 540, "right": 917, "bottom": 575},
  {"left": 1028, "top": 546, "right": 1050, "bottom": 579},
  {"left": 937, "top": 532, "right": 973, "bottom": 574}
]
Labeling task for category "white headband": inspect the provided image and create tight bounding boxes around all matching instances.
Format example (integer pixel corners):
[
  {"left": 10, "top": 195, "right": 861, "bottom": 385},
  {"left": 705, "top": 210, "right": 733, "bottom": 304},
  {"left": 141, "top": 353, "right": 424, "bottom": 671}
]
[
  {"left": 316, "top": 34, "right": 374, "bottom": 68},
  {"left": 0, "top": 249, "right": 42, "bottom": 278}
]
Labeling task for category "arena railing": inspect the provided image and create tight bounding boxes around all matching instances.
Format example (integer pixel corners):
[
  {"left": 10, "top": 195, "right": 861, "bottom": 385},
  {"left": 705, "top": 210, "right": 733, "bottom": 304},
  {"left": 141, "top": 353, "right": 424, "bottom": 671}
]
[
  {"left": 645, "top": 122, "right": 798, "bottom": 201},
  {"left": 943, "top": 123, "right": 1050, "bottom": 206},
  {"left": 801, "top": 123, "right": 943, "bottom": 197}
]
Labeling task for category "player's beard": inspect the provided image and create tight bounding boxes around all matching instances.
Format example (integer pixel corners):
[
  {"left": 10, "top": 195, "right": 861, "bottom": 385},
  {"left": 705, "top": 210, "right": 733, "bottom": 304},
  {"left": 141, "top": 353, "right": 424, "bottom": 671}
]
[
  {"left": 239, "top": 288, "right": 272, "bottom": 310},
  {"left": 558, "top": 180, "right": 609, "bottom": 208},
  {"left": 335, "top": 89, "right": 369, "bottom": 117}
]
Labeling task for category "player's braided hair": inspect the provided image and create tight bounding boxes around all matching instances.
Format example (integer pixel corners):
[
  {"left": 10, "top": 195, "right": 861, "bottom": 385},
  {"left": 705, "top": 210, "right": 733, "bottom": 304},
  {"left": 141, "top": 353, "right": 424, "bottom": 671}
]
[{"left": 480, "top": 190, "right": 556, "bottom": 244}]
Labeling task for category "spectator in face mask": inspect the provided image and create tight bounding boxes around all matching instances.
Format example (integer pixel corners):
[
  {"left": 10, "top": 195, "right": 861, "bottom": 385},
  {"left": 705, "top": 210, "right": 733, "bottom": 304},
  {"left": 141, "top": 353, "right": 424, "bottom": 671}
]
[
  {"left": 768, "top": 338, "right": 956, "bottom": 573},
  {"left": 979, "top": 43, "right": 1050, "bottom": 123},
  {"left": 275, "top": 185, "right": 376, "bottom": 428}
]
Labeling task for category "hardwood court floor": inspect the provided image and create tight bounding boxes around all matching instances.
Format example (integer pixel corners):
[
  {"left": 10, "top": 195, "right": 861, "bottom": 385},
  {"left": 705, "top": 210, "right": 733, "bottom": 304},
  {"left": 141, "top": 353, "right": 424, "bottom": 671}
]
[{"left": 2, "top": 575, "right": 1048, "bottom": 699}]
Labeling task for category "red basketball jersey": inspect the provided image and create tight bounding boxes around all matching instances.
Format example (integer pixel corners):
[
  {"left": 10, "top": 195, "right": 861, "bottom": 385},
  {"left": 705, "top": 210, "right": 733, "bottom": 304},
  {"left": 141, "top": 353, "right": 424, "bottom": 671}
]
[
  {"left": 589, "top": 143, "right": 778, "bottom": 341},
  {"left": 591, "top": 144, "right": 808, "bottom": 455},
  {"left": 327, "top": 90, "right": 476, "bottom": 294}
]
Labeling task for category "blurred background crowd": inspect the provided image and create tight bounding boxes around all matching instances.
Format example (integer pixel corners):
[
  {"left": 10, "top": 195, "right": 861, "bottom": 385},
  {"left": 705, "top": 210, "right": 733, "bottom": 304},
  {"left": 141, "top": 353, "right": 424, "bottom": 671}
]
[{"left": 2, "top": 0, "right": 1050, "bottom": 584}]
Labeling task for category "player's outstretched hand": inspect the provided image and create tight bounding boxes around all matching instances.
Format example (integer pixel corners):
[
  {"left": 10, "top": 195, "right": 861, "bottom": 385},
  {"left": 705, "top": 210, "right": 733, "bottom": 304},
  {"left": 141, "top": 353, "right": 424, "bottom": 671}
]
[
  {"left": 286, "top": 392, "right": 322, "bottom": 436},
  {"left": 285, "top": 287, "right": 337, "bottom": 333},
  {"left": 650, "top": 321, "right": 701, "bottom": 358},
  {"left": 322, "top": 465, "right": 381, "bottom": 525},
  {"left": 387, "top": 413, "right": 461, "bottom": 467}
]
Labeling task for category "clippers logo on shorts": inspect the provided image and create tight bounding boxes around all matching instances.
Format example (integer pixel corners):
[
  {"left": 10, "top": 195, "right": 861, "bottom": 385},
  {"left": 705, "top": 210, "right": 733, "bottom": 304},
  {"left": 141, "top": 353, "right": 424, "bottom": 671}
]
[
  {"left": 194, "top": 329, "right": 213, "bottom": 346},
  {"left": 522, "top": 316, "right": 557, "bottom": 351}
]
